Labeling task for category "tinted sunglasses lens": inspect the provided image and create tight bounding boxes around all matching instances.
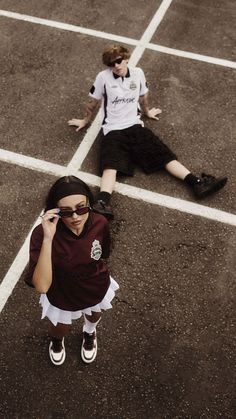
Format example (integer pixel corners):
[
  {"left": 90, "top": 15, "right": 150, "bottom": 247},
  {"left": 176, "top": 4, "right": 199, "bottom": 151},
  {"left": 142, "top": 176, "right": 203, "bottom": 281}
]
[
  {"left": 59, "top": 207, "right": 90, "bottom": 218},
  {"left": 108, "top": 57, "right": 123, "bottom": 67},
  {"left": 59, "top": 210, "right": 73, "bottom": 218},
  {"left": 76, "top": 207, "right": 90, "bottom": 215},
  {"left": 116, "top": 57, "right": 123, "bottom": 65}
]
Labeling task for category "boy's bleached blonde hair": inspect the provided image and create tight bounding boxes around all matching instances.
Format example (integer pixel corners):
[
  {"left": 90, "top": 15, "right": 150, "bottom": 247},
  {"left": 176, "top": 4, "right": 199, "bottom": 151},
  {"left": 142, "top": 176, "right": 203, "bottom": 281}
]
[{"left": 102, "top": 45, "right": 131, "bottom": 66}]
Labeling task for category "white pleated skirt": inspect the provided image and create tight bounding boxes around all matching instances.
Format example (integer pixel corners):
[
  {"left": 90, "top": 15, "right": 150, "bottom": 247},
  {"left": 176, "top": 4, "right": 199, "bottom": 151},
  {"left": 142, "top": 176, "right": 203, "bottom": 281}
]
[{"left": 39, "top": 277, "right": 119, "bottom": 326}]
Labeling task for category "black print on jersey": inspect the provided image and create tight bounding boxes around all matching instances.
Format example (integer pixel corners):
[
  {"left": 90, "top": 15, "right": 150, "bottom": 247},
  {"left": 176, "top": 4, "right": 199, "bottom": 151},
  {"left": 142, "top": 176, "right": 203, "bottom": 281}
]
[
  {"left": 111, "top": 96, "right": 135, "bottom": 106},
  {"left": 90, "top": 85, "right": 95, "bottom": 94}
]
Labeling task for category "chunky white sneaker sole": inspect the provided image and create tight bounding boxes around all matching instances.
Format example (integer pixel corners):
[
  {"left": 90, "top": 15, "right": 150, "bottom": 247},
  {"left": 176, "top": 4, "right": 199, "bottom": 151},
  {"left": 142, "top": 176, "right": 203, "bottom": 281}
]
[
  {"left": 49, "top": 338, "right": 66, "bottom": 366},
  {"left": 81, "top": 335, "right": 97, "bottom": 364}
]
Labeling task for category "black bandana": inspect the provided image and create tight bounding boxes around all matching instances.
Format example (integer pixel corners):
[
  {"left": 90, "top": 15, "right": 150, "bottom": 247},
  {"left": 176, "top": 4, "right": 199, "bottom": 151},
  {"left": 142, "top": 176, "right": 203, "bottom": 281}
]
[{"left": 53, "top": 181, "right": 91, "bottom": 204}]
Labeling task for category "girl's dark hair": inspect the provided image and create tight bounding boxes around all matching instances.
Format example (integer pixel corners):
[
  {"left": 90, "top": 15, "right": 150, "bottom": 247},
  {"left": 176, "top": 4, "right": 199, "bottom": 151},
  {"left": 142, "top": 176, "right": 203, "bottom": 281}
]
[{"left": 44, "top": 176, "right": 94, "bottom": 211}]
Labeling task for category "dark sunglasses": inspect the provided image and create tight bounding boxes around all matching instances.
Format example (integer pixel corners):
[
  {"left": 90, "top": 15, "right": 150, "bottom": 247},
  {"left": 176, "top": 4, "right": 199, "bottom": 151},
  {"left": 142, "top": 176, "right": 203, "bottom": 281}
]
[
  {"left": 107, "top": 57, "right": 123, "bottom": 67},
  {"left": 59, "top": 206, "right": 90, "bottom": 218}
]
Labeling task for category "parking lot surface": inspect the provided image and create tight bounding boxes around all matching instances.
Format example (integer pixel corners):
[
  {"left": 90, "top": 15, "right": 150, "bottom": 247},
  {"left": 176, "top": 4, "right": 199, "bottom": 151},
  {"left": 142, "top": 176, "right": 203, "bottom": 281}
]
[{"left": 0, "top": 1, "right": 235, "bottom": 418}]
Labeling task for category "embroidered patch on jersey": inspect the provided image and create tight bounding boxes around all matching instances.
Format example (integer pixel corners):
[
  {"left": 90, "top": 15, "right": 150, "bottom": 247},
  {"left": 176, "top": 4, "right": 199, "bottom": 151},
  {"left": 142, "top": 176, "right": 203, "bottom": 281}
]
[
  {"left": 91, "top": 239, "right": 102, "bottom": 260},
  {"left": 129, "top": 81, "right": 137, "bottom": 90}
]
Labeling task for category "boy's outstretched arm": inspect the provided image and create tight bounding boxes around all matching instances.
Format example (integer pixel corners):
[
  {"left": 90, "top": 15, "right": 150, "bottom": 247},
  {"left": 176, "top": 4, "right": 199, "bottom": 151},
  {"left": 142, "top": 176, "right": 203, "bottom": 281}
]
[
  {"left": 68, "top": 97, "right": 100, "bottom": 131},
  {"left": 139, "top": 93, "right": 162, "bottom": 120}
]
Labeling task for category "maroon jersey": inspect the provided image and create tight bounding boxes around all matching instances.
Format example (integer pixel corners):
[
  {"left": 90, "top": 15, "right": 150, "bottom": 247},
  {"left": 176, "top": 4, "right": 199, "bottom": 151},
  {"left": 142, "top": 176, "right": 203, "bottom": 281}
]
[{"left": 25, "top": 212, "right": 111, "bottom": 311}]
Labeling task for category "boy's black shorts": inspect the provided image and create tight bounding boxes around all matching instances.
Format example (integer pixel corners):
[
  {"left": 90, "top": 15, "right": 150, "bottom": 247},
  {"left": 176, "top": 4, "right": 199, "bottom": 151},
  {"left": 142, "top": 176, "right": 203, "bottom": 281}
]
[{"left": 100, "top": 124, "right": 177, "bottom": 176}]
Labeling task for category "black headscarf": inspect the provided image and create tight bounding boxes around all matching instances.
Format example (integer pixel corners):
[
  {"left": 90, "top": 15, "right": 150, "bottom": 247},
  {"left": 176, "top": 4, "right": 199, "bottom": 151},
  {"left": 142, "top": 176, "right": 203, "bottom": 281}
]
[{"left": 45, "top": 176, "right": 94, "bottom": 210}]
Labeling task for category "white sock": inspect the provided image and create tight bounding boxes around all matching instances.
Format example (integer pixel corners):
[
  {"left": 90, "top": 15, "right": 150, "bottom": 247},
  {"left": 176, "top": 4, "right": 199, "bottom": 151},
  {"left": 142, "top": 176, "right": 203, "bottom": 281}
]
[{"left": 83, "top": 315, "right": 101, "bottom": 334}]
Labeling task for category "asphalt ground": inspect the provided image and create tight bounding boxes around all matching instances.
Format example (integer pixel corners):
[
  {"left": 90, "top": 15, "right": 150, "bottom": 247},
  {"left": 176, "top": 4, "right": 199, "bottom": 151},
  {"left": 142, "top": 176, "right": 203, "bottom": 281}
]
[{"left": 0, "top": 1, "right": 235, "bottom": 418}]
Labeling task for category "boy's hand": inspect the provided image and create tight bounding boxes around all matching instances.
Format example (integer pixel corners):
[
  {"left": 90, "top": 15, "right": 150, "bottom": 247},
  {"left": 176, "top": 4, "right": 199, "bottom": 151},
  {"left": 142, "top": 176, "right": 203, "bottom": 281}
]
[
  {"left": 146, "top": 108, "right": 162, "bottom": 120},
  {"left": 68, "top": 118, "right": 87, "bottom": 132}
]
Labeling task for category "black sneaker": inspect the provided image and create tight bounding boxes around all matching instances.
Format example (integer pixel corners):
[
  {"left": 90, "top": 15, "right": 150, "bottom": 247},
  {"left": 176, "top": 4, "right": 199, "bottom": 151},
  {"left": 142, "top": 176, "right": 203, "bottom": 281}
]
[
  {"left": 49, "top": 337, "right": 66, "bottom": 366},
  {"left": 81, "top": 332, "right": 97, "bottom": 363},
  {"left": 93, "top": 200, "right": 114, "bottom": 220},
  {"left": 193, "top": 173, "right": 228, "bottom": 199}
]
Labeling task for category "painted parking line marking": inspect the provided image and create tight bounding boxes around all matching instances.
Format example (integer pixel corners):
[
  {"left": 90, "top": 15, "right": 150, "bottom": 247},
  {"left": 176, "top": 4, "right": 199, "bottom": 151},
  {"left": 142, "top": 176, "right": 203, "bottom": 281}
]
[
  {"left": 128, "top": 0, "right": 174, "bottom": 66},
  {"left": 1, "top": 9, "right": 236, "bottom": 69},
  {"left": 67, "top": 111, "right": 103, "bottom": 170},
  {"left": 0, "top": 216, "right": 41, "bottom": 313},
  {"left": 0, "top": 148, "right": 235, "bottom": 227},
  {"left": 115, "top": 182, "right": 236, "bottom": 227},
  {"left": 148, "top": 43, "right": 236, "bottom": 69},
  {"left": 0, "top": 9, "right": 138, "bottom": 45},
  {"left": 0, "top": 9, "right": 137, "bottom": 46}
]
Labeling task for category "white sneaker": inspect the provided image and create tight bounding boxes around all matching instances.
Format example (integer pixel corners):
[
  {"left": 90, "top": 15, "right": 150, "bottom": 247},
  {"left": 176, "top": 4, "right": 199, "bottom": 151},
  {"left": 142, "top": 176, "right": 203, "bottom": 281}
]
[
  {"left": 49, "top": 337, "right": 66, "bottom": 366},
  {"left": 81, "top": 332, "right": 97, "bottom": 363}
]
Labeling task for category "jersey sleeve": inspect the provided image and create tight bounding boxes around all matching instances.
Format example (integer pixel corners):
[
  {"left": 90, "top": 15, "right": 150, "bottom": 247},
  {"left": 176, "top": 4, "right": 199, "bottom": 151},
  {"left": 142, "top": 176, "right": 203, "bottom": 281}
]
[
  {"left": 89, "top": 72, "right": 105, "bottom": 101},
  {"left": 24, "top": 225, "right": 43, "bottom": 287},
  {"left": 139, "top": 68, "right": 149, "bottom": 96}
]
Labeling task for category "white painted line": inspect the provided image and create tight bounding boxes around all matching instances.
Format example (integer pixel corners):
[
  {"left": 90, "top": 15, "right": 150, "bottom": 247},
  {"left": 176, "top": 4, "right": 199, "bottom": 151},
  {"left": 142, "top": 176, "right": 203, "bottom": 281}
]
[
  {"left": 141, "top": 0, "right": 173, "bottom": 43},
  {"left": 67, "top": 110, "right": 102, "bottom": 170},
  {"left": 129, "top": 0, "right": 173, "bottom": 66},
  {"left": 0, "top": 216, "right": 41, "bottom": 313},
  {"left": 78, "top": 172, "right": 236, "bottom": 227},
  {"left": 0, "top": 148, "right": 68, "bottom": 176},
  {"left": 115, "top": 182, "right": 236, "bottom": 227},
  {"left": 0, "top": 9, "right": 138, "bottom": 46},
  {"left": 0, "top": 149, "right": 235, "bottom": 227},
  {"left": 1, "top": 9, "right": 236, "bottom": 69},
  {"left": 148, "top": 43, "right": 236, "bottom": 70}
]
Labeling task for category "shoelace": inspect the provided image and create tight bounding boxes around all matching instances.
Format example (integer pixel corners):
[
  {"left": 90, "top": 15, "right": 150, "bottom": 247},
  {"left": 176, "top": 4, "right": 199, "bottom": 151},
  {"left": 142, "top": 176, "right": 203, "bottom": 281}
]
[
  {"left": 84, "top": 332, "right": 95, "bottom": 350},
  {"left": 52, "top": 338, "right": 63, "bottom": 353},
  {"left": 201, "top": 173, "right": 215, "bottom": 184}
]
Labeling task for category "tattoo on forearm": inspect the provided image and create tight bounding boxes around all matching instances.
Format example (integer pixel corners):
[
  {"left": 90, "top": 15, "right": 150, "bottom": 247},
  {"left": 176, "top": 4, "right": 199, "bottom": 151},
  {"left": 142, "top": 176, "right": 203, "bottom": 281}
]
[{"left": 85, "top": 99, "right": 97, "bottom": 117}]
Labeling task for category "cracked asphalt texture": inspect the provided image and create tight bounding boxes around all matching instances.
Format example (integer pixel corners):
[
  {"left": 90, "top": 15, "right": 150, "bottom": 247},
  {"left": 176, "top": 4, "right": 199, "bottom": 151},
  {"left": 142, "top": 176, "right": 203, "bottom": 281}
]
[{"left": 0, "top": 1, "right": 235, "bottom": 418}]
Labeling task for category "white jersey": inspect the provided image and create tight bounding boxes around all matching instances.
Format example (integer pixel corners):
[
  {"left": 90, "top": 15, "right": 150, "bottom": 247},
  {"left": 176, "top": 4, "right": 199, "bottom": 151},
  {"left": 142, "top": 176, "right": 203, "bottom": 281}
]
[{"left": 89, "top": 67, "right": 149, "bottom": 135}]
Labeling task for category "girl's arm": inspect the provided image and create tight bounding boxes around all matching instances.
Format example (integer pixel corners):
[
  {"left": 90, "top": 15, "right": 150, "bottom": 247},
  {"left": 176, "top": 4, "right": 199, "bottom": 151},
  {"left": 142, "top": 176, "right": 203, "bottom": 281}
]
[
  {"left": 32, "top": 209, "right": 60, "bottom": 293},
  {"left": 32, "top": 237, "right": 53, "bottom": 293}
]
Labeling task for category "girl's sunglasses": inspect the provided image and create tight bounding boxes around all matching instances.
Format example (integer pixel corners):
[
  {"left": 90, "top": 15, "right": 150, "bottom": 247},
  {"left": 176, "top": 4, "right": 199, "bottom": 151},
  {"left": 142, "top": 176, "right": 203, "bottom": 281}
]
[
  {"left": 107, "top": 57, "right": 123, "bottom": 67},
  {"left": 59, "top": 206, "right": 90, "bottom": 218}
]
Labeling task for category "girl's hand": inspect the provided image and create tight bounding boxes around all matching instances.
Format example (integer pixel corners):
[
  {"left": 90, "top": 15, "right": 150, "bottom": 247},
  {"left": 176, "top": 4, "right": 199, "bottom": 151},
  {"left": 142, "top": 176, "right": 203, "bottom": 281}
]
[
  {"left": 68, "top": 118, "right": 87, "bottom": 132},
  {"left": 41, "top": 209, "right": 60, "bottom": 241},
  {"left": 146, "top": 107, "right": 162, "bottom": 120}
]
